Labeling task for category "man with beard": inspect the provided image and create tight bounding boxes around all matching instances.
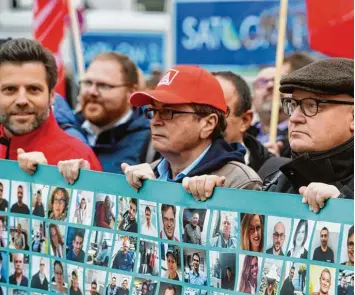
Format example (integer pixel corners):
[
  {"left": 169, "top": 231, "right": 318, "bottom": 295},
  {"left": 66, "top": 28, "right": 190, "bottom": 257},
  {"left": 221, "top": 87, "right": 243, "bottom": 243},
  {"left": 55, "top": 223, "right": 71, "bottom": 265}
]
[
  {"left": 112, "top": 239, "right": 134, "bottom": 271},
  {"left": 0, "top": 38, "right": 102, "bottom": 175},
  {"left": 9, "top": 253, "right": 28, "bottom": 286},
  {"left": 266, "top": 222, "right": 286, "bottom": 255},
  {"left": 0, "top": 182, "right": 8, "bottom": 212},
  {"left": 342, "top": 226, "right": 354, "bottom": 266},
  {"left": 280, "top": 267, "right": 295, "bottom": 295},
  {"left": 66, "top": 231, "right": 85, "bottom": 263},
  {"left": 311, "top": 269, "right": 332, "bottom": 295},
  {"left": 106, "top": 277, "right": 118, "bottom": 295},
  {"left": 117, "top": 279, "right": 130, "bottom": 295},
  {"left": 338, "top": 276, "right": 348, "bottom": 295},
  {"left": 264, "top": 279, "right": 276, "bottom": 295},
  {"left": 30, "top": 258, "right": 49, "bottom": 290},
  {"left": 313, "top": 227, "right": 334, "bottom": 263},
  {"left": 76, "top": 52, "right": 150, "bottom": 173},
  {"left": 183, "top": 212, "right": 201, "bottom": 244},
  {"left": 10, "top": 185, "right": 29, "bottom": 214},
  {"left": 118, "top": 198, "right": 138, "bottom": 233}
]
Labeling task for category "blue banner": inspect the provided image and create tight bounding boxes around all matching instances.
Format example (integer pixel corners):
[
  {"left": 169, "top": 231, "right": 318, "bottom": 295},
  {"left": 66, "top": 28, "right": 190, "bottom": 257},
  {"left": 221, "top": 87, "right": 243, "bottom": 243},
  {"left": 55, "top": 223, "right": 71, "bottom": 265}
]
[
  {"left": 0, "top": 160, "right": 353, "bottom": 295},
  {"left": 81, "top": 32, "right": 166, "bottom": 75},
  {"left": 174, "top": 0, "right": 311, "bottom": 66}
]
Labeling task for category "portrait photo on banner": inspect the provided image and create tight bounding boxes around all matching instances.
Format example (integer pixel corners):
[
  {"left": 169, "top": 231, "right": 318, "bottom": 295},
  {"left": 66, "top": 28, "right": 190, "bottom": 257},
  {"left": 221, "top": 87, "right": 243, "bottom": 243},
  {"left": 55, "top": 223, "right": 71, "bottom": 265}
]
[
  {"left": 310, "top": 221, "right": 341, "bottom": 264},
  {"left": 9, "top": 217, "right": 29, "bottom": 250},
  {"left": 31, "top": 219, "right": 47, "bottom": 254},
  {"left": 139, "top": 200, "right": 158, "bottom": 238},
  {"left": 287, "top": 219, "right": 315, "bottom": 259},
  {"left": 210, "top": 251, "right": 236, "bottom": 291},
  {"left": 0, "top": 251, "right": 8, "bottom": 285},
  {"left": 118, "top": 196, "right": 137, "bottom": 233},
  {"left": 67, "top": 263, "right": 84, "bottom": 295},
  {"left": 258, "top": 258, "right": 283, "bottom": 295},
  {"left": 280, "top": 261, "right": 307, "bottom": 295},
  {"left": 159, "top": 204, "right": 181, "bottom": 242},
  {"left": 158, "top": 282, "right": 182, "bottom": 295},
  {"left": 49, "top": 223, "right": 66, "bottom": 258},
  {"left": 94, "top": 193, "right": 117, "bottom": 230},
  {"left": 0, "top": 179, "right": 10, "bottom": 212},
  {"left": 337, "top": 269, "right": 354, "bottom": 295},
  {"left": 48, "top": 186, "right": 71, "bottom": 221},
  {"left": 184, "top": 287, "right": 207, "bottom": 295},
  {"left": 66, "top": 226, "right": 89, "bottom": 263},
  {"left": 111, "top": 235, "right": 136, "bottom": 272},
  {"left": 9, "top": 252, "right": 29, "bottom": 290},
  {"left": 138, "top": 239, "right": 159, "bottom": 276},
  {"left": 31, "top": 183, "right": 49, "bottom": 218},
  {"left": 210, "top": 210, "right": 238, "bottom": 249},
  {"left": 85, "top": 268, "right": 106, "bottom": 295},
  {"left": 183, "top": 248, "right": 208, "bottom": 286},
  {"left": 309, "top": 265, "right": 336, "bottom": 295},
  {"left": 265, "top": 216, "right": 292, "bottom": 256},
  {"left": 238, "top": 254, "right": 263, "bottom": 294},
  {"left": 10, "top": 181, "right": 30, "bottom": 215},
  {"left": 340, "top": 224, "right": 354, "bottom": 266},
  {"left": 69, "top": 190, "right": 94, "bottom": 226},
  {"left": 107, "top": 272, "right": 132, "bottom": 295},
  {"left": 182, "top": 208, "right": 210, "bottom": 246},
  {"left": 240, "top": 213, "right": 265, "bottom": 253},
  {"left": 132, "top": 278, "right": 158, "bottom": 295},
  {"left": 87, "top": 230, "right": 113, "bottom": 267},
  {"left": 0, "top": 215, "right": 8, "bottom": 248},
  {"left": 30, "top": 256, "right": 50, "bottom": 292},
  {"left": 161, "top": 243, "right": 182, "bottom": 281}
]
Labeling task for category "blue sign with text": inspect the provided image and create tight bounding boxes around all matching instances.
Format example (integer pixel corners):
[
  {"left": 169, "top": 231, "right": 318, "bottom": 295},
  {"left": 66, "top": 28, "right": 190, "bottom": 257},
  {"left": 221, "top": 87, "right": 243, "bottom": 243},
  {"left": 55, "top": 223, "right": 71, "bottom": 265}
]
[
  {"left": 81, "top": 32, "right": 165, "bottom": 74},
  {"left": 174, "top": 0, "right": 310, "bottom": 66}
]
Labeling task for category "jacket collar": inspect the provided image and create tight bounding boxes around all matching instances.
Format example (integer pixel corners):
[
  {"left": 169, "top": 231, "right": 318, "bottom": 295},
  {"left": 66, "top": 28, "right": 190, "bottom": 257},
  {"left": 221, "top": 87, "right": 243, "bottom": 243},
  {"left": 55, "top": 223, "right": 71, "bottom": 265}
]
[{"left": 280, "top": 137, "right": 354, "bottom": 188}]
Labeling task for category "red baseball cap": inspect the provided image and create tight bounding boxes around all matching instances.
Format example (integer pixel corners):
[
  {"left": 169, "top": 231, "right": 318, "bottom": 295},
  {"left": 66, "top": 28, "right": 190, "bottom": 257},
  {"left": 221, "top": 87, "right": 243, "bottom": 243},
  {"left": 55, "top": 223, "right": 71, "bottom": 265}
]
[{"left": 130, "top": 65, "right": 227, "bottom": 113}]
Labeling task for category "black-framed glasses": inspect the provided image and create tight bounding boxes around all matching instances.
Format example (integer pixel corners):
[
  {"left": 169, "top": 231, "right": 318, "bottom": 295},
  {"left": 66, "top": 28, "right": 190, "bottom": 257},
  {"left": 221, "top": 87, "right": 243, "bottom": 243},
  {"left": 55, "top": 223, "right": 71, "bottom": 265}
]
[
  {"left": 144, "top": 107, "right": 205, "bottom": 120},
  {"left": 79, "top": 80, "right": 130, "bottom": 93},
  {"left": 282, "top": 97, "right": 353, "bottom": 117},
  {"left": 273, "top": 232, "right": 285, "bottom": 240}
]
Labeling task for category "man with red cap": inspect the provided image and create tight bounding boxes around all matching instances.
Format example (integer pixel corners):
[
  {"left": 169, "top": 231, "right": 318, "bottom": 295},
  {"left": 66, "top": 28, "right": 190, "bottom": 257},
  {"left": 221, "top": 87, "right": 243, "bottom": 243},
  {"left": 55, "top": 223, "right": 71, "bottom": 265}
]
[{"left": 121, "top": 65, "right": 262, "bottom": 200}]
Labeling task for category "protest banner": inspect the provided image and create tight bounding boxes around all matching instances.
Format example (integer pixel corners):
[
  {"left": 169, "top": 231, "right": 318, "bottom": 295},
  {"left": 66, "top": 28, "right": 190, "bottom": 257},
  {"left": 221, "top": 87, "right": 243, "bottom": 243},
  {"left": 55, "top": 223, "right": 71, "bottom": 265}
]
[{"left": 0, "top": 160, "right": 352, "bottom": 295}]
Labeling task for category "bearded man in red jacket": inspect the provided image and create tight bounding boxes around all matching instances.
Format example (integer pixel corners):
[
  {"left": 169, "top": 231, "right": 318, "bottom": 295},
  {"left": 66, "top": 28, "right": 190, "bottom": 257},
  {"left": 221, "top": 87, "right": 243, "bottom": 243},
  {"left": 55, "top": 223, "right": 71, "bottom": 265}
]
[{"left": 0, "top": 38, "right": 102, "bottom": 172}]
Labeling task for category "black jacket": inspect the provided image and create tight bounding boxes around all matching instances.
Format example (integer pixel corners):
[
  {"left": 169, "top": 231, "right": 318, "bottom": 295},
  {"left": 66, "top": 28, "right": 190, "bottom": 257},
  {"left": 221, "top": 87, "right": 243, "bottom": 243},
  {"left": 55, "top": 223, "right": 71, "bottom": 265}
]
[
  {"left": 263, "top": 137, "right": 354, "bottom": 198},
  {"left": 30, "top": 272, "right": 49, "bottom": 290}
]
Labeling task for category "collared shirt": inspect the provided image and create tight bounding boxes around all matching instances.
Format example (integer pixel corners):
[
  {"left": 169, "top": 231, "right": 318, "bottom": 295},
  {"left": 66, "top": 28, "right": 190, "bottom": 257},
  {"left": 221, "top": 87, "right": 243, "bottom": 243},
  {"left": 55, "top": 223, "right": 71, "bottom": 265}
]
[
  {"left": 82, "top": 109, "right": 133, "bottom": 146},
  {"left": 255, "top": 120, "right": 288, "bottom": 144},
  {"left": 188, "top": 270, "right": 207, "bottom": 286},
  {"left": 160, "top": 230, "right": 179, "bottom": 242},
  {"left": 142, "top": 222, "right": 158, "bottom": 237},
  {"left": 157, "top": 145, "right": 211, "bottom": 181}
]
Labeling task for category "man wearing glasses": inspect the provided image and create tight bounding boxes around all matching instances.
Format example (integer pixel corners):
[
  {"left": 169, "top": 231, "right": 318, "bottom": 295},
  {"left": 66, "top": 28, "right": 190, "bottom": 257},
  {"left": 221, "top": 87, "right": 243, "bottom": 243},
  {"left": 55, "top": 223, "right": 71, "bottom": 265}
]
[
  {"left": 266, "top": 222, "right": 286, "bottom": 255},
  {"left": 342, "top": 226, "right": 354, "bottom": 266},
  {"left": 263, "top": 57, "right": 354, "bottom": 210},
  {"left": 30, "top": 258, "right": 49, "bottom": 290}
]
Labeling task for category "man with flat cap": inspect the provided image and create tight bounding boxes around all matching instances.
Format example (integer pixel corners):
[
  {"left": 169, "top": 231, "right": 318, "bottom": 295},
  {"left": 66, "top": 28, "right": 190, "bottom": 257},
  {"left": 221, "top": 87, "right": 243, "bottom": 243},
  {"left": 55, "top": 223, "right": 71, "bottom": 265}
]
[{"left": 262, "top": 57, "right": 354, "bottom": 210}]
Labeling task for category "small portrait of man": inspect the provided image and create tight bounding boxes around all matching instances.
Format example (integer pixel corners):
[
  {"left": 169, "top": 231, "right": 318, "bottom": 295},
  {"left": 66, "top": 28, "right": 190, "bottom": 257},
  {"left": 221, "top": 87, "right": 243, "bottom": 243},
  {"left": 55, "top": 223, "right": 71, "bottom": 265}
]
[
  {"left": 94, "top": 194, "right": 116, "bottom": 229},
  {"left": 30, "top": 256, "right": 49, "bottom": 291},
  {"left": 140, "top": 201, "right": 158, "bottom": 237},
  {"left": 118, "top": 197, "right": 137, "bottom": 233},
  {"left": 280, "top": 266, "right": 295, "bottom": 295},
  {"left": 210, "top": 210, "right": 238, "bottom": 249},
  {"left": 309, "top": 266, "right": 336, "bottom": 295},
  {"left": 182, "top": 209, "right": 209, "bottom": 245},
  {"left": 258, "top": 259, "right": 282, "bottom": 295},
  {"left": 106, "top": 274, "right": 131, "bottom": 295},
  {"left": 184, "top": 249, "right": 208, "bottom": 286},
  {"left": 9, "top": 253, "right": 29, "bottom": 287},
  {"left": 10, "top": 182, "right": 30, "bottom": 215},
  {"left": 266, "top": 217, "right": 291, "bottom": 256},
  {"left": 85, "top": 269, "right": 106, "bottom": 295},
  {"left": 132, "top": 278, "right": 158, "bottom": 295},
  {"left": 280, "top": 262, "right": 307, "bottom": 295},
  {"left": 31, "top": 183, "right": 49, "bottom": 217},
  {"left": 311, "top": 222, "right": 340, "bottom": 263},
  {"left": 68, "top": 265, "right": 84, "bottom": 295},
  {"left": 160, "top": 204, "right": 180, "bottom": 241},
  {"left": 31, "top": 220, "right": 47, "bottom": 253},
  {"left": 341, "top": 225, "right": 354, "bottom": 266},
  {"left": 0, "top": 217, "right": 8, "bottom": 248},
  {"left": 138, "top": 239, "right": 159, "bottom": 276},
  {"left": 111, "top": 236, "right": 136, "bottom": 271},
  {"left": 210, "top": 251, "right": 236, "bottom": 290},
  {"left": 9, "top": 218, "right": 29, "bottom": 250},
  {"left": 66, "top": 228, "right": 87, "bottom": 263},
  {"left": 158, "top": 283, "right": 182, "bottom": 295},
  {"left": 161, "top": 244, "right": 181, "bottom": 281},
  {"left": 0, "top": 179, "right": 10, "bottom": 212},
  {"left": 87, "top": 231, "right": 113, "bottom": 267}
]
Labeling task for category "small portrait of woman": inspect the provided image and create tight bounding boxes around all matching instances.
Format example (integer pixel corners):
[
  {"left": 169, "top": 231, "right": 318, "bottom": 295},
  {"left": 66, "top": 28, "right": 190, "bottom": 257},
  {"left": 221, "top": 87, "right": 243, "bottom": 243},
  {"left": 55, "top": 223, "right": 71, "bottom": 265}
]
[
  {"left": 287, "top": 219, "right": 314, "bottom": 259},
  {"left": 49, "top": 224, "right": 65, "bottom": 258},
  {"left": 241, "top": 214, "right": 264, "bottom": 252},
  {"left": 48, "top": 187, "right": 71, "bottom": 221}
]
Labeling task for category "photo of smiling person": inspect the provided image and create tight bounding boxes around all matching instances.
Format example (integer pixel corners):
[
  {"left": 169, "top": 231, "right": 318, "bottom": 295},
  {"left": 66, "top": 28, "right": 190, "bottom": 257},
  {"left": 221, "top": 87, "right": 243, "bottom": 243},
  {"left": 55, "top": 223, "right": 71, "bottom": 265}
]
[
  {"left": 287, "top": 219, "right": 315, "bottom": 259},
  {"left": 309, "top": 266, "right": 336, "bottom": 295},
  {"left": 48, "top": 187, "right": 71, "bottom": 221},
  {"left": 241, "top": 214, "right": 264, "bottom": 252},
  {"left": 238, "top": 255, "right": 262, "bottom": 294},
  {"left": 341, "top": 225, "right": 354, "bottom": 266}
]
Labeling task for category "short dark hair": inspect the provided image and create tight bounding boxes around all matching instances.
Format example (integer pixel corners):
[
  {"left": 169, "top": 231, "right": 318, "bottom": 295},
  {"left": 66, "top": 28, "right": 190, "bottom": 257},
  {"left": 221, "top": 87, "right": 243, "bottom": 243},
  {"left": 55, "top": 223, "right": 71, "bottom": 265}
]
[
  {"left": 283, "top": 51, "right": 316, "bottom": 72},
  {"left": 348, "top": 226, "right": 354, "bottom": 240},
  {"left": 142, "top": 282, "right": 148, "bottom": 289},
  {"left": 191, "top": 103, "right": 227, "bottom": 140},
  {"left": 212, "top": 71, "right": 252, "bottom": 116},
  {"left": 130, "top": 198, "right": 137, "bottom": 207},
  {"left": 192, "top": 252, "right": 200, "bottom": 261},
  {"left": 161, "top": 204, "right": 176, "bottom": 218},
  {"left": 164, "top": 285, "right": 176, "bottom": 295},
  {"left": 291, "top": 266, "right": 295, "bottom": 271},
  {"left": 0, "top": 38, "right": 58, "bottom": 92},
  {"left": 92, "top": 52, "right": 138, "bottom": 86},
  {"left": 321, "top": 227, "right": 329, "bottom": 234},
  {"left": 91, "top": 281, "right": 97, "bottom": 287},
  {"left": 18, "top": 185, "right": 23, "bottom": 190},
  {"left": 73, "top": 230, "right": 84, "bottom": 242},
  {"left": 0, "top": 182, "right": 3, "bottom": 187},
  {"left": 145, "top": 206, "right": 151, "bottom": 213}
]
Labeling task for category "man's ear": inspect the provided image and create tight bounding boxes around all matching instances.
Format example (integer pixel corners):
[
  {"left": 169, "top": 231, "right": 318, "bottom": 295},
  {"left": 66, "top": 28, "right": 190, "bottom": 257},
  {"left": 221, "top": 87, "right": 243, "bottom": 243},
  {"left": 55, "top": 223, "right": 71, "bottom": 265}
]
[
  {"left": 126, "top": 85, "right": 138, "bottom": 105},
  {"left": 240, "top": 110, "right": 254, "bottom": 133},
  {"left": 49, "top": 90, "right": 56, "bottom": 106},
  {"left": 200, "top": 113, "right": 218, "bottom": 139},
  {"left": 350, "top": 109, "right": 354, "bottom": 133}
]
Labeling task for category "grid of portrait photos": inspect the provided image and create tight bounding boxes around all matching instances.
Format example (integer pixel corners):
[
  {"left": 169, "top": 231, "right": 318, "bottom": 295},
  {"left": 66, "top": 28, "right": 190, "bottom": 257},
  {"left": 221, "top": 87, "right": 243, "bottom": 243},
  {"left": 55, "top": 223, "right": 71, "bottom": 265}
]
[{"left": 0, "top": 178, "right": 353, "bottom": 295}]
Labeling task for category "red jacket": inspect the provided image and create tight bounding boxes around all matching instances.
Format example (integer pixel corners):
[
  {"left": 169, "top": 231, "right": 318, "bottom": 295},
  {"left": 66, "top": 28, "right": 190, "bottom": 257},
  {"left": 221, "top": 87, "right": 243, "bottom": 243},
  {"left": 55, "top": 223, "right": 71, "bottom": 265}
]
[{"left": 0, "top": 112, "right": 102, "bottom": 171}]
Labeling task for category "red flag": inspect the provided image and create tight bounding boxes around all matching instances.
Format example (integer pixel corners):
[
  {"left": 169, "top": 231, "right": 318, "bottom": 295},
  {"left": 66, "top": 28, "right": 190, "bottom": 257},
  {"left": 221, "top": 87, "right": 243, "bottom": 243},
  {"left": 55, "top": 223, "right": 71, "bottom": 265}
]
[{"left": 33, "top": 0, "right": 68, "bottom": 97}]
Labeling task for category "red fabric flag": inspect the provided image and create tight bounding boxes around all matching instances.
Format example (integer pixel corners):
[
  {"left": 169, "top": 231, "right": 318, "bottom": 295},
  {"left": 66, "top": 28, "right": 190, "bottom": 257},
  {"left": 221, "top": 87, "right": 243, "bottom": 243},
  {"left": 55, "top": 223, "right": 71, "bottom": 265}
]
[{"left": 33, "top": 0, "right": 68, "bottom": 97}]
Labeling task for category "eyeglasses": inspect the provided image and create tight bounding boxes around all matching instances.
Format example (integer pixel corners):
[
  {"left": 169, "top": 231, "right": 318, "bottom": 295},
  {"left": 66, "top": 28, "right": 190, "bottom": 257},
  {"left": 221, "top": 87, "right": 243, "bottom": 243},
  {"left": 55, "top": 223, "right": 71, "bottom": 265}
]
[
  {"left": 253, "top": 78, "right": 274, "bottom": 88},
  {"left": 273, "top": 232, "right": 285, "bottom": 240},
  {"left": 348, "top": 241, "right": 354, "bottom": 248},
  {"left": 53, "top": 198, "right": 66, "bottom": 205},
  {"left": 79, "top": 80, "right": 130, "bottom": 94},
  {"left": 144, "top": 107, "right": 206, "bottom": 121},
  {"left": 282, "top": 97, "right": 353, "bottom": 117},
  {"left": 248, "top": 225, "right": 261, "bottom": 233}
]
